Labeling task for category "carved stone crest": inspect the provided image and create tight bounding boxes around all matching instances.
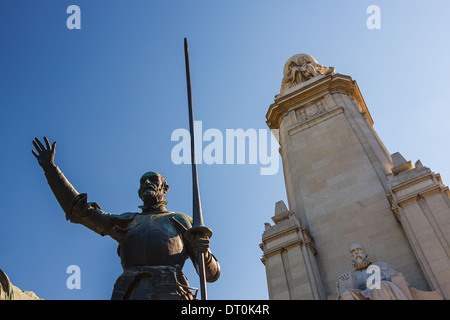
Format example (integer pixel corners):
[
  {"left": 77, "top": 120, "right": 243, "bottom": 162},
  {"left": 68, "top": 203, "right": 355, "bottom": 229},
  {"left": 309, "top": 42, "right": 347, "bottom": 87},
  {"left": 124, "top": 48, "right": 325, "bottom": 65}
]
[{"left": 280, "top": 54, "right": 335, "bottom": 95}]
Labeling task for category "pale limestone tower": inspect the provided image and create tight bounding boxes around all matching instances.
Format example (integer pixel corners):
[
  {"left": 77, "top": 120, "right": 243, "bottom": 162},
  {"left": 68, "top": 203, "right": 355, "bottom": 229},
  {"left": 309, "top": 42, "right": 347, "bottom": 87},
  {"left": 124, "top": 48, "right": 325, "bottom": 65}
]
[{"left": 260, "top": 54, "right": 450, "bottom": 299}]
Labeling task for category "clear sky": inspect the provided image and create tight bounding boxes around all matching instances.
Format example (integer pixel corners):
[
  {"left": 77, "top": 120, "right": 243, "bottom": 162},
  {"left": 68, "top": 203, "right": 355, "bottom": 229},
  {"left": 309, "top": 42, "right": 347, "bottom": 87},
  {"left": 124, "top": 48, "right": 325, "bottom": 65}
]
[{"left": 1, "top": 0, "right": 450, "bottom": 300}]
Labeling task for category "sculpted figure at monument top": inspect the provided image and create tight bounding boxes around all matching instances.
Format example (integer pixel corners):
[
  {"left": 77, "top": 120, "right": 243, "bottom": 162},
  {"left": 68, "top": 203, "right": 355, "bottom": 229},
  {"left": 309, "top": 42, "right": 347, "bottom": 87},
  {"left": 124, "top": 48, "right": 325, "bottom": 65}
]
[
  {"left": 336, "top": 243, "right": 443, "bottom": 300},
  {"left": 280, "top": 54, "right": 335, "bottom": 95},
  {"left": 32, "top": 137, "right": 220, "bottom": 300}
]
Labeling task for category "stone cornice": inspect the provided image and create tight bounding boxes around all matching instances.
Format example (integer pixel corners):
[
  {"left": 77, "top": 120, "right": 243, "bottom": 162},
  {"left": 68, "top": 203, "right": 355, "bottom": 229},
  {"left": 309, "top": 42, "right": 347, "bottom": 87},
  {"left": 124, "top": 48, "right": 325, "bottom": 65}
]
[
  {"left": 389, "top": 170, "right": 435, "bottom": 193},
  {"left": 266, "top": 73, "right": 373, "bottom": 130},
  {"left": 387, "top": 168, "right": 450, "bottom": 221},
  {"left": 260, "top": 237, "right": 304, "bottom": 261},
  {"left": 261, "top": 224, "right": 299, "bottom": 244}
]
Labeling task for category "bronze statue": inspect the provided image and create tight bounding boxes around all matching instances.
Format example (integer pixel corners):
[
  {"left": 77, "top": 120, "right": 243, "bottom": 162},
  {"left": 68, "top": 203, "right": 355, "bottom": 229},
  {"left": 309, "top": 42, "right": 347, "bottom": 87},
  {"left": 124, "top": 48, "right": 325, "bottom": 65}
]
[{"left": 32, "top": 136, "right": 220, "bottom": 300}]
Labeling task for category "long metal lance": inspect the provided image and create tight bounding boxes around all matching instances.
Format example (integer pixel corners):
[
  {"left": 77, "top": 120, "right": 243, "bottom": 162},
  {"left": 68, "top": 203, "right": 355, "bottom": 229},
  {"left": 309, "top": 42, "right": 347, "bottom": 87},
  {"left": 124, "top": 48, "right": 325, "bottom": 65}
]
[{"left": 183, "top": 37, "right": 211, "bottom": 300}]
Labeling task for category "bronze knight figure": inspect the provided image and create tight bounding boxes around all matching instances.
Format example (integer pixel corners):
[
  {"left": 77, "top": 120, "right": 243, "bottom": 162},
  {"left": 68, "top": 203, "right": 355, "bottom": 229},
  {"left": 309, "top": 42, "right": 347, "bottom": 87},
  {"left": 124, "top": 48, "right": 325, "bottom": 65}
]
[{"left": 32, "top": 136, "right": 220, "bottom": 300}]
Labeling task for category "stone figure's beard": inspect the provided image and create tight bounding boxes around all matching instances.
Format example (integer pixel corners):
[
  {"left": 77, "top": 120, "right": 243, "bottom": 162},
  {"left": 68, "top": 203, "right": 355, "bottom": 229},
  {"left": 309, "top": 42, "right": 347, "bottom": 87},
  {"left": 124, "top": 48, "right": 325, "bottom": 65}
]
[{"left": 350, "top": 254, "right": 373, "bottom": 271}]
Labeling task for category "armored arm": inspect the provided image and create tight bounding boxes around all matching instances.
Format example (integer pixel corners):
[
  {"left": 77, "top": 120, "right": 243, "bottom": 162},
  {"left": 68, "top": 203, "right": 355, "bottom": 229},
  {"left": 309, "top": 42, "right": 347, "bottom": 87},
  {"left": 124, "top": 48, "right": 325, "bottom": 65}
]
[
  {"left": 32, "top": 137, "right": 78, "bottom": 215},
  {"left": 185, "top": 235, "right": 221, "bottom": 283},
  {"left": 187, "top": 231, "right": 220, "bottom": 283},
  {"left": 201, "top": 249, "right": 221, "bottom": 283},
  {"left": 172, "top": 214, "right": 221, "bottom": 283},
  {"left": 32, "top": 137, "right": 116, "bottom": 239},
  {"left": 43, "top": 162, "right": 79, "bottom": 216}
]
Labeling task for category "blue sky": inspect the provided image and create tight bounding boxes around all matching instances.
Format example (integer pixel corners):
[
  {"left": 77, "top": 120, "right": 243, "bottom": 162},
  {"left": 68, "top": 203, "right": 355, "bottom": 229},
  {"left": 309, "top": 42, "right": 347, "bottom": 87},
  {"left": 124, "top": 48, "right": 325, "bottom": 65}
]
[{"left": 1, "top": 1, "right": 450, "bottom": 300}]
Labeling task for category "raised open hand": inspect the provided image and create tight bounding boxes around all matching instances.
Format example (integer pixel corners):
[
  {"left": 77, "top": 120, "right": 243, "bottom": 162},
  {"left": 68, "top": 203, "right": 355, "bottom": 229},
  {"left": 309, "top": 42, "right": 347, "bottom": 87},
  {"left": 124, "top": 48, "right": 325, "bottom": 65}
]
[{"left": 32, "top": 137, "right": 56, "bottom": 168}]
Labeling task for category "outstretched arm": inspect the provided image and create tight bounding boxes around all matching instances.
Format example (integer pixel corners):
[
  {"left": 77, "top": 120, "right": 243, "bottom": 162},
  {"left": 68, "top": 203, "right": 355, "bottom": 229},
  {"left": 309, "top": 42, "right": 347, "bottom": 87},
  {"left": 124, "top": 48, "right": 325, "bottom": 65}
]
[
  {"left": 32, "top": 137, "right": 78, "bottom": 215},
  {"left": 32, "top": 137, "right": 116, "bottom": 239}
]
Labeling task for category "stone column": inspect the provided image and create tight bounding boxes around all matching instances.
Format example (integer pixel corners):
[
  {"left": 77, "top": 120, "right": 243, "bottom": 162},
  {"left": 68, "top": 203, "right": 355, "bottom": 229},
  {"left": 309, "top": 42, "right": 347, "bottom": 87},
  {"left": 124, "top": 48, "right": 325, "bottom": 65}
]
[
  {"left": 388, "top": 153, "right": 450, "bottom": 298},
  {"left": 260, "top": 201, "right": 326, "bottom": 299}
]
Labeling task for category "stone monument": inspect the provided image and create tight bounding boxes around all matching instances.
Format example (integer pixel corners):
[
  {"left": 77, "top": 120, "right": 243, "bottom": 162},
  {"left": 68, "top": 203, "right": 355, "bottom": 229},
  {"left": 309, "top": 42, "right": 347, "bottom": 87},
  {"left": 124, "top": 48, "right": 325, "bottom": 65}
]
[{"left": 260, "top": 54, "right": 450, "bottom": 300}]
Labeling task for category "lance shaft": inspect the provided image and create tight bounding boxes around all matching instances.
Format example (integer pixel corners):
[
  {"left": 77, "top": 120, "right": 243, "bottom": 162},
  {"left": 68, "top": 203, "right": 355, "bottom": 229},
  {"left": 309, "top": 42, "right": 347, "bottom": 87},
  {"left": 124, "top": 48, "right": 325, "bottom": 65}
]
[{"left": 183, "top": 37, "right": 211, "bottom": 300}]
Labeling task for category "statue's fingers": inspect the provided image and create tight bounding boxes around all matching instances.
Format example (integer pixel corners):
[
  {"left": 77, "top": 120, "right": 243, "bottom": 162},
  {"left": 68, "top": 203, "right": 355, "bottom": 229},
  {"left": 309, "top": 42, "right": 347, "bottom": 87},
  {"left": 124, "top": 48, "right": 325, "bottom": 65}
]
[
  {"left": 52, "top": 141, "right": 56, "bottom": 152},
  {"left": 43, "top": 136, "right": 51, "bottom": 150},
  {"left": 195, "top": 238, "right": 210, "bottom": 247},
  {"left": 32, "top": 140, "right": 42, "bottom": 153},
  {"left": 195, "top": 245, "right": 208, "bottom": 253},
  {"left": 35, "top": 137, "right": 45, "bottom": 151},
  {"left": 196, "top": 238, "right": 210, "bottom": 249},
  {"left": 32, "top": 150, "right": 39, "bottom": 159}
]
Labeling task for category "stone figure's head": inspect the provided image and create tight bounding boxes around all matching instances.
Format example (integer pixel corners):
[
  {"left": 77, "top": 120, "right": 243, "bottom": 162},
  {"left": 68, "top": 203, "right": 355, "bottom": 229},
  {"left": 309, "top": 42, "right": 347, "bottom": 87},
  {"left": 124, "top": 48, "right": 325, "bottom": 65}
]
[
  {"left": 138, "top": 171, "right": 169, "bottom": 207},
  {"left": 349, "top": 242, "right": 373, "bottom": 271},
  {"left": 280, "top": 53, "right": 335, "bottom": 96},
  {"left": 350, "top": 243, "right": 367, "bottom": 263},
  {"left": 282, "top": 54, "right": 318, "bottom": 78}
]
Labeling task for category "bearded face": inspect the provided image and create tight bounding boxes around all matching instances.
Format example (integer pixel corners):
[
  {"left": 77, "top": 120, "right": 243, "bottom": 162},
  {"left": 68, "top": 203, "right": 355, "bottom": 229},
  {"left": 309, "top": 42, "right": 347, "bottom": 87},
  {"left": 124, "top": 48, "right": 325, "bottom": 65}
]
[
  {"left": 349, "top": 243, "right": 373, "bottom": 271},
  {"left": 138, "top": 172, "right": 169, "bottom": 205},
  {"left": 351, "top": 246, "right": 366, "bottom": 264}
]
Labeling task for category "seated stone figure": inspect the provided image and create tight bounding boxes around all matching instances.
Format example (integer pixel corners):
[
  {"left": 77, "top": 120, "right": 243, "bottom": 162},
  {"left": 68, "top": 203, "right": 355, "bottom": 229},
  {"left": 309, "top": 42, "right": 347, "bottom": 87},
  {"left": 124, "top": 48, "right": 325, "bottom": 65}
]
[{"left": 336, "top": 243, "right": 443, "bottom": 300}]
